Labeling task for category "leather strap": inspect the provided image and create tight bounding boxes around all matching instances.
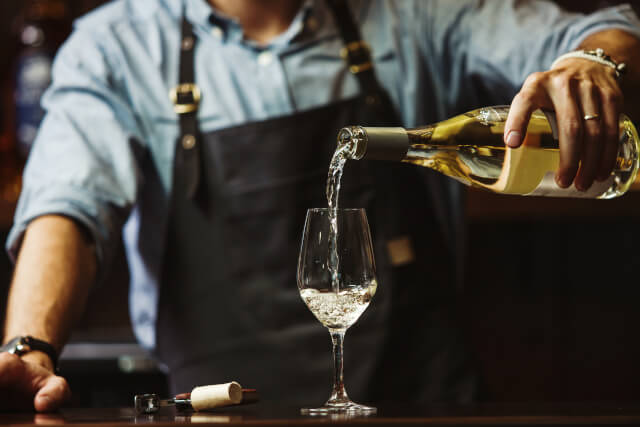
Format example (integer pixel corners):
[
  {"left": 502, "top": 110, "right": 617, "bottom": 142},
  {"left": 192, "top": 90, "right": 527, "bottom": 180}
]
[
  {"left": 1, "top": 336, "right": 59, "bottom": 370},
  {"left": 174, "top": 16, "right": 201, "bottom": 199},
  {"left": 325, "top": 0, "right": 382, "bottom": 102}
]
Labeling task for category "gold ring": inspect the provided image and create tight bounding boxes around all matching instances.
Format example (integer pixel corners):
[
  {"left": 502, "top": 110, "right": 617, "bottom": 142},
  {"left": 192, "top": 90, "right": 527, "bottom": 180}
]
[{"left": 583, "top": 114, "right": 600, "bottom": 121}]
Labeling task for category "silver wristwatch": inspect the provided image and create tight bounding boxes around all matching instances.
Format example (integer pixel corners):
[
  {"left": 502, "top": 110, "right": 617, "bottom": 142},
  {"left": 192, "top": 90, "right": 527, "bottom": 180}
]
[{"left": 1, "top": 336, "right": 59, "bottom": 370}]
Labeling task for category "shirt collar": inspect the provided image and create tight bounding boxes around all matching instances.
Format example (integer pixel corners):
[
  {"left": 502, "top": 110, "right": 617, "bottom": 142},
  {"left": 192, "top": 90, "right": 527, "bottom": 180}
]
[{"left": 184, "top": 0, "right": 217, "bottom": 31}]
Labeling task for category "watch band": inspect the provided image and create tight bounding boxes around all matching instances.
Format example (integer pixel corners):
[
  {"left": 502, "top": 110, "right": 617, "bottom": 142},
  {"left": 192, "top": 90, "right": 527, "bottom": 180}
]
[
  {"left": 1, "top": 336, "right": 59, "bottom": 369},
  {"left": 550, "top": 48, "right": 627, "bottom": 80}
]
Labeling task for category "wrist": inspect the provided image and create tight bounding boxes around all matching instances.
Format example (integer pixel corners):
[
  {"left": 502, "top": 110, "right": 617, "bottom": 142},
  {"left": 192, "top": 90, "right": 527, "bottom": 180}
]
[
  {"left": 1, "top": 335, "right": 60, "bottom": 373},
  {"left": 21, "top": 350, "right": 56, "bottom": 373}
]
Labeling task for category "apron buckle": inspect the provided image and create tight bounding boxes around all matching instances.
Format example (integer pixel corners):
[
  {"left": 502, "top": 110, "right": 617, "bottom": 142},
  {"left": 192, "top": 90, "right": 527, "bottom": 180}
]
[
  {"left": 170, "top": 83, "right": 201, "bottom": 114},
  {"left": 340, "top": 40, "right": 373, "bottom": 74}
]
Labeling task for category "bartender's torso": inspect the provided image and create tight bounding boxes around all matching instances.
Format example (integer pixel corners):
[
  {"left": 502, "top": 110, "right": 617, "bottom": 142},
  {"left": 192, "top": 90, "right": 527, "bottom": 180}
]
[
  {"left": 34, "top": 0, "right": 610, "bottom": 349},
  {"left": 98, "top": 0, "right": 464, "bottom": 348}
]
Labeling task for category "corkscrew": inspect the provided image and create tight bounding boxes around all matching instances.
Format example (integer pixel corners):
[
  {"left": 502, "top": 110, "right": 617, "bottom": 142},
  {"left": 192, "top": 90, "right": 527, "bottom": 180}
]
[{"left": 134, "top": 382, "right": 258, "bottom": 414}]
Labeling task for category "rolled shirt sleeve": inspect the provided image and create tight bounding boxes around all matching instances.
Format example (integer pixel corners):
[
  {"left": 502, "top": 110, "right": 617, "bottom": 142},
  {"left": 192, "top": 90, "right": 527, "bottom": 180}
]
[
  {"left": 6, "top": 25, "right": 146, "bottom": 282},
  {"left": 417, "top": 1, "right": 640, "bottom": 111}
]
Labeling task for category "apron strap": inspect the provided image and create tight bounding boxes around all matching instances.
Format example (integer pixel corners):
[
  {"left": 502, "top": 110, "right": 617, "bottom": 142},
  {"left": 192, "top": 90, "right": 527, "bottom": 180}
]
[
  {"left": 324, "top": 0, "right": 382, "bottom": 104},
  {"left": 171, "top": 15, "right": 201, "bottom": 199}
]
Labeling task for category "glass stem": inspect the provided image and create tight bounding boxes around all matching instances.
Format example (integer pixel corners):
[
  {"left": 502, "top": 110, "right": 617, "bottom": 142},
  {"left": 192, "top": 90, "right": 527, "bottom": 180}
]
[{"left": 328, "top": 330, "right": 349, "bottom": 404}]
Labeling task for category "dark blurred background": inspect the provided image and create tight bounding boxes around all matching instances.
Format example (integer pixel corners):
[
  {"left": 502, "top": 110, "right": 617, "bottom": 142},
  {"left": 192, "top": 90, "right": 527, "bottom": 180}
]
[{"left": 1, "top": 0, "right": 640, "bottom": 407}]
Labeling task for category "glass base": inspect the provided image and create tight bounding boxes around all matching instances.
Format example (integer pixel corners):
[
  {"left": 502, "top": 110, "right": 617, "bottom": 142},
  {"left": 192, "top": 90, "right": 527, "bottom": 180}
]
[{"left": 301, "top": 401, "right": 377, "bottom": 416}]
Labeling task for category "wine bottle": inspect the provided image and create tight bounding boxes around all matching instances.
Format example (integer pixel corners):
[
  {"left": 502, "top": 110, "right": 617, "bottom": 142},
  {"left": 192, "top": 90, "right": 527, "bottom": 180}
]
[
  {"left": 13, "top": 0, "right": 71, "bottom": 158},
  {"left": 337, "top": 106, "right": 639, "bottom": 199},
  {"left": 0, "top": 0, "right": 71, "bottom": 209}
]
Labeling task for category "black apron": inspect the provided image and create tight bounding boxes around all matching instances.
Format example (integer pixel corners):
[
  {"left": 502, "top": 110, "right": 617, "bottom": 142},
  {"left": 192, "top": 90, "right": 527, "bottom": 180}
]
[{"left": 156, "top": 1, "right": 476, "bottom": 405}]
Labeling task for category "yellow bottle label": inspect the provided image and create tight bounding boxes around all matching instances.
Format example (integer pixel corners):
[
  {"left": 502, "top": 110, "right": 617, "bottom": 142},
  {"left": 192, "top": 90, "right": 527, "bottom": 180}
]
[{"left": 485, "top": 111, "right": 610, "bottom": 197}]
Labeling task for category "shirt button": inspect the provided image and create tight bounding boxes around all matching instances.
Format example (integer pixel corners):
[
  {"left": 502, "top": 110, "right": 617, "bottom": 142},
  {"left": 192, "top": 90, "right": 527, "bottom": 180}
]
[
  {"left": 181, "top": 134, "right": 196, "bottom": 150},
  {"left": 211, "top": 26, "right": 223, "bottom": 39},
  {"left": 257, "top": 51, "right": 274, "bottom": 67},
  {"left": 181, "top": 36, "right": 194, "bottom": 51}
]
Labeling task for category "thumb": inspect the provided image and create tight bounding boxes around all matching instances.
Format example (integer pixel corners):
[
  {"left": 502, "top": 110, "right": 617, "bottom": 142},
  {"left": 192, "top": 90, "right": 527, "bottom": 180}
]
[
  {"left": 505, "top": 72, "right": 554, "bottom": 148},
  {"left": 34, "top": 375, "right": 71, "bottom": 412}
]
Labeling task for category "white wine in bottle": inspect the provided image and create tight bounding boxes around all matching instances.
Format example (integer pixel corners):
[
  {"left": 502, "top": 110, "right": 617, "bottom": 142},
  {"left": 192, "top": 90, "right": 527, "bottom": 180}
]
[{"left": 337, "top": 106, "right": 639, "bottom": 199}]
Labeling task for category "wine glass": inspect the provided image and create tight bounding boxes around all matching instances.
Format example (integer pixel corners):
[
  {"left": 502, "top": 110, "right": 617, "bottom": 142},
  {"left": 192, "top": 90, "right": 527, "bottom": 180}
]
[{"left": 297, "top": 208, "right": 377, "bottom": 414}]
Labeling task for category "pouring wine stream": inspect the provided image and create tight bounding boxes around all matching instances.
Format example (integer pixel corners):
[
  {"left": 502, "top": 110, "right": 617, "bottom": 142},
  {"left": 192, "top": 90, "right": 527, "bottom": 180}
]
[{"left": 326, "top": 133, "right": 359, "bottom": 293}]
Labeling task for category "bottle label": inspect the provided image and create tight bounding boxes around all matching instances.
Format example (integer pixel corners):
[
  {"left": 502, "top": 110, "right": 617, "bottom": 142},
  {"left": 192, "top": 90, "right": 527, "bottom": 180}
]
[
  {"left": 525, "top": 110, "right": 612, "bottom": 198},
  {"left": 526, "top": 172, "right": 613, "bottom": 197}
]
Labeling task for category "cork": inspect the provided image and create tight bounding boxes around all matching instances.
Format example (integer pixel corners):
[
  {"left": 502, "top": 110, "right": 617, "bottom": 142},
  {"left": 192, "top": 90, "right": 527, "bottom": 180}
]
[{"left": 190, "top": 382, "right": 243, "bottom": 411}]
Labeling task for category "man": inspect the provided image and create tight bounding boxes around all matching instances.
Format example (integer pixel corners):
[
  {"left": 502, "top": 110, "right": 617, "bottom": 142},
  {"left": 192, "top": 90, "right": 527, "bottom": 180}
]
[{"left": 2, "top": 0, "right": 640, "bottom": 412}]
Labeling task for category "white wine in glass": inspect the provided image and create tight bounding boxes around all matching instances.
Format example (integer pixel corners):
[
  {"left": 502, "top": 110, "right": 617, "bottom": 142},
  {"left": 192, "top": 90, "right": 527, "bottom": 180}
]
[{"left": 297, "top": 208, "right": 377, "bottom": 415}]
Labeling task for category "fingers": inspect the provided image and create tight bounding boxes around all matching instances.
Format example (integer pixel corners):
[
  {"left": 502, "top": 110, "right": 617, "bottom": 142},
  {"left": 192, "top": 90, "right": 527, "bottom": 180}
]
[
  {"left": 574, "top": 81, "right": 602, "bottom": 191},
  {"left": 545, "top": 74, "right": 583, "bottom": 188},
  {"left": 506, "top": 70, "right": 585, "bottom": 188},
  {"left": 510, "top": 60, "right": 624, "bottom": 191},
  {"left": 0, "top": 353, "right": 33, "bottom": 411},
  {"left": 0, "top": 352, "right": 69, "bottom": 412},
  {"left": 0, "top": 352, "right": 25, "bottom": 387},
  {"left": 34, "top": 376, "right": 71, "bottom": 412},
  {"left": 504, "top": 72, "right": 552, "bottom": 148}
]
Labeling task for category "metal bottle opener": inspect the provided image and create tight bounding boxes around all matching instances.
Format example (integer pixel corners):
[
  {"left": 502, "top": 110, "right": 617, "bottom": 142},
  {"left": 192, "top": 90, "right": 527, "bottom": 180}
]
[{"left": 134, "top": 393, "right": 191, "bottom": 414}]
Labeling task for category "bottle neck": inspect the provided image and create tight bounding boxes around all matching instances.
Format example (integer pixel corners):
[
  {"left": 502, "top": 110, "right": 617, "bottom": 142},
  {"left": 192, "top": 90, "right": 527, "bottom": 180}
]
[
  {"left": 356, "top": 126, "right": 411, "bottom": 161},
  {"left": 406, "top": 125, "right": 435, "bottom": 144}
]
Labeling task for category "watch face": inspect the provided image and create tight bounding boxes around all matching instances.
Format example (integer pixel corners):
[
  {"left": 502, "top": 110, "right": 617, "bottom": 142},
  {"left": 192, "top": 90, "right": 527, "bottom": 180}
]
[{"left": 2, "top": 336, "right": 30, "bottom": 356}]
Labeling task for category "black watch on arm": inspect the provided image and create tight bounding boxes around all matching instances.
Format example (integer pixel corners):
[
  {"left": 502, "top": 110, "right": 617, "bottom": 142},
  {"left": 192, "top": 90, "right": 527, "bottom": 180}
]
[{"left": 1, "top": 336, "right": 59, "bottom": 371}]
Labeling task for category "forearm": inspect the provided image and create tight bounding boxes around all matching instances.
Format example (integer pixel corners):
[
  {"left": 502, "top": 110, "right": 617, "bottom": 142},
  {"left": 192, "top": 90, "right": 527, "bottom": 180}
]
[
  {"left": 578, "top": 29, "right": 640, "bottom": 120},
  {"left": 3, "top": 215, "right": 96, "bottom": 368}
]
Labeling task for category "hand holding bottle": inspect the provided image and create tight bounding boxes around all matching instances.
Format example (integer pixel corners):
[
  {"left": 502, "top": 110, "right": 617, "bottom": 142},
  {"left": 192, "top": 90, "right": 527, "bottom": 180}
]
[
  {"left": 505, "top": 58, "right": 621, "bottom": 192},
  {"left": 336, "top": 105, "right": 638, "bottom": 199},
  {"left": 503, "top": 30, "right": 639, "bottom": 192}
]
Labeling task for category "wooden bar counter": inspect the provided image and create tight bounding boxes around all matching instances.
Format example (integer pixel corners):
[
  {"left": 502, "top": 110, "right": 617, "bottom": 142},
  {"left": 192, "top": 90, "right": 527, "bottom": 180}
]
[{"left": 4, "top": 402, "right": 640, "bottom": 426}]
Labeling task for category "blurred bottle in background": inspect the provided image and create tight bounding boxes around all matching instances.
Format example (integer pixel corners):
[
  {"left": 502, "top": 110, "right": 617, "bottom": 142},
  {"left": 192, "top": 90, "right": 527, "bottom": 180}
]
[
  {"left": 14, "top": 0, "right": 71, "bottom": 158},
  {"left": 1, "top": 0, "right": 71, "bottom": 209}
]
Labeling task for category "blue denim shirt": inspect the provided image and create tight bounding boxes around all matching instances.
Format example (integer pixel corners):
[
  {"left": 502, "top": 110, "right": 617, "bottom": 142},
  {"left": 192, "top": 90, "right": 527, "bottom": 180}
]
[{"left": 7, "top": 0, "right": 640, "bottom": 349}]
